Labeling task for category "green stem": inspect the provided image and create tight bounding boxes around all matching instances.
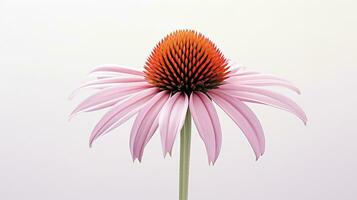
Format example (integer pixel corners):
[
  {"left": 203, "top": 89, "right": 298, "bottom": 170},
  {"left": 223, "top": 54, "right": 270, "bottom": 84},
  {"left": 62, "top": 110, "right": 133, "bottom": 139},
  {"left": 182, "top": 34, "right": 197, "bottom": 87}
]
[{"left": 179, "top": 110, "right": 191, "bottom": 200}]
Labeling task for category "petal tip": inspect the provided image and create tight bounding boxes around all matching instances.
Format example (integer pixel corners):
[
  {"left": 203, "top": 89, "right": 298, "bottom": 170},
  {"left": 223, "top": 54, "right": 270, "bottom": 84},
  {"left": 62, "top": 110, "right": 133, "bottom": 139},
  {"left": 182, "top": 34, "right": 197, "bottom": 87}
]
[
  {"left": 302, "top": 115, "right": 308, "bottom": 125},
  {"left": 88, "top": 138, "right": 94, "bottom": 148},
  {"left": 69, "top": 109, "right": 80, "bottom": 120},
  {"left": 132, "top": 156, "right": 141, "bottom": 163},
  {"left": 255, "top": 153, "right": 261, "bottom": 161},
  {"left": 163, "top": 152, "right": 171, "bottom": 158}
]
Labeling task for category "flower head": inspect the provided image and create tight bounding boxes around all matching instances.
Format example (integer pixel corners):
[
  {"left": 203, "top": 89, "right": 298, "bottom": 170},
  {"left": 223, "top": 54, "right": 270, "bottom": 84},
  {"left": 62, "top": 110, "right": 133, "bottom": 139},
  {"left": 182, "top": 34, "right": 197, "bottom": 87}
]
[
  {"left": 71, "top": 30, "right": 307, "bottom": 164},
  {"left": 144, "top": 30, "right": 229, "bottom": 94}
]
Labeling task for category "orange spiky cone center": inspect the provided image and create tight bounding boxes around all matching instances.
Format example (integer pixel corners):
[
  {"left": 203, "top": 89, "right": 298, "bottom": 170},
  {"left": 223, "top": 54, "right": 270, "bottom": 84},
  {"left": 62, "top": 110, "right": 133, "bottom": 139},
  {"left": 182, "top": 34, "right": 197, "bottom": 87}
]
[{"left": 144, "top": 30, "right": 229, "bottom": 94}]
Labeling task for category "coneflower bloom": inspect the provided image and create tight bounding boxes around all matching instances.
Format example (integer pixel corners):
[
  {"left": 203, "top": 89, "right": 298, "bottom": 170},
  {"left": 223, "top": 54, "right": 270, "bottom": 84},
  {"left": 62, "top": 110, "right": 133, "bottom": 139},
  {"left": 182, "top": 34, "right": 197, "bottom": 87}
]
[{"left": 70, "top": 30, "right": 306, "bottom": 200}]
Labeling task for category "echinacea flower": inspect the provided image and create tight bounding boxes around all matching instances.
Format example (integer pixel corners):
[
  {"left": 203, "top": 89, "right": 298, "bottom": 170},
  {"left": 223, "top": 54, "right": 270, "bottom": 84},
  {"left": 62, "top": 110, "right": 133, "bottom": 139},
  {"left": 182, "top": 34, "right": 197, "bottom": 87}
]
[{"left": 70, "top": 30, "right": 306, "bottom": 200}]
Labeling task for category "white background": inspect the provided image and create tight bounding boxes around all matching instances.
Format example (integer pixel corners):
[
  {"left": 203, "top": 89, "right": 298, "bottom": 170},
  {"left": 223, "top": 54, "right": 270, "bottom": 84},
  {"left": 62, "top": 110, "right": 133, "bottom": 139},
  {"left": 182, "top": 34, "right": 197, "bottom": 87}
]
[{"left": 1, "top": 0, "right": 356, "bottom": 199}]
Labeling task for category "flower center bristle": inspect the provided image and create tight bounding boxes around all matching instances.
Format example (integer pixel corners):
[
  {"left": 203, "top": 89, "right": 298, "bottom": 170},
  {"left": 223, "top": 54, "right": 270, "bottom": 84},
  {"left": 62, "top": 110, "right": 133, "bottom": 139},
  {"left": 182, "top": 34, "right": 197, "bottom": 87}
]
[{"left": 144, "top": 30, "right": 229, "bottom": 94}]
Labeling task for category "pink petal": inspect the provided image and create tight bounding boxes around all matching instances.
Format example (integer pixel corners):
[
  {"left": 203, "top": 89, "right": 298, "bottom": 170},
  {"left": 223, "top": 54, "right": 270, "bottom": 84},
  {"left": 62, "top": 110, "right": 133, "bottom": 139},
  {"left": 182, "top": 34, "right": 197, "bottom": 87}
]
[
  {"left": 89, "top": 88, "right": 159, "bottom": 146},
  {"left": 101, "top": 108, "right": 139, "bottom": 136},
  {"left": 70, "top": 83, "right": 151, "bottom": 118},
  {"left": 220, "top": 84, "right": 307, "bottom": 124},
  {"left": 90, "top": 65, "right": 144, "bottom": 76},
  {"left": 229, "top": 73, "right": 289, "bottom": 81},
  {"left": 159, "top": 92, "right": 188, "bottom": 156},
  {"left": 73, "top": 77, "right": 146, "bottom": 94},
  {"left": 226, "top": 74, "right": 301, "bottom": 94},
  {"left": 209, "top": 90, "right": 262, "bottom": 160},
  {"left": 130, "top": 91, "right": 170, "bottom": 161},
  {"left": 70, "top": 78, "right": 149, "bottom": 99},
  {"left": 189, "top": 92, "right": 222, "bottom": 164},
  {"left": 210, "top": 90, "right": 265, "bottom": 155},
  {"left": 82, "top": 96, "right": 128, "bottom": 113},
  {"left": 89, "top": 72, "right": 127, "bottom": 79},
  {"left": 87, "top": 76, "right": 146, "bottom": 85},
  {"left": 228, "top": 91, "right": 306, "bottom": 122}
]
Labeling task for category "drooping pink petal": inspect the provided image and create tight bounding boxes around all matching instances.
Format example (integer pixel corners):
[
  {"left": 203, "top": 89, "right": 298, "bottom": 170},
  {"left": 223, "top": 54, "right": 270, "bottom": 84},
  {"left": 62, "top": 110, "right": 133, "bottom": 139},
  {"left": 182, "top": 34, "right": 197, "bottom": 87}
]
[
  {"left": 70, "top": 83, "right": 152, "bottom": 118},
  {"left": 69, "top": 76, "right": 148, "bottom": 99},
  {"left": 189, "top": 92, "right": 222, "bottom": 164},
  {"left": 89, "top": 88, "right": 159, "bottom": 146},
  {"left": 209, "top": 90, "right": 262, "bottom": 160},
  {"left": 229, "top": 73, "right": 288, "bottom": 81},
  {"left": 69, "top": 77, "right": 147, "bottom": 99},
  {"left": 228, "top": 90, "right": 306, "bottom": 123},
  {"left": 88, "top": 72, "right": 127, "bottom": 79},
  {"left": 230, "top": 80, "right": 300, "bottom": 94},
  {"left": 220, "top": 84, "right": 307, "bottom": 124},
  {"left": 226, "top": 73, "right": 301, "bottom": 94},
  {"left": 197, "top": 92, "right": 223, "bottom": 163},
  {"left": 102, "top": 108, "right": 140, "bottom": 136},
  {"left": 130, "top": 91, "right": 170, "bottom": 161},
  {"left": 210, "top": 90, "right": 265, "bottom": 155},
  {"left": 90, "top": 65, "right": 145, "bottom": 76},
  {"left": 82, "top": 96, "right": 128, "bottom": 113},
  {"left": 77, "top": 77, "right": 146, "bottom": 90},
  {"left": 159, "top": 92, "right": 188, "bottom": 156}
]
